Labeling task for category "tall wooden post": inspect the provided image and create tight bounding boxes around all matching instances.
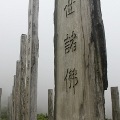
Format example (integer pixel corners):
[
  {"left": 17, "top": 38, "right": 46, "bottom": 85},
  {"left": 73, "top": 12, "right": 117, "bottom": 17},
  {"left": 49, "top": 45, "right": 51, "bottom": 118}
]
[
  {"left": 20, "top": 34, "right": 27, "bottom": 120},
  {"left": 111, "top": 87, "right": 120, "bottom": 120},
  {"left": 12, "top": 86, "right": 14, "bottom": 120},
  {"left": 15, "top": 61, "right": 21, "bottom": 120},
  {"left": 48, "top": 89, "right": 54, "bottom": 120},
  {"left": 54, "top": 0, "right": 108, "bottom": 120},
  {"left": 0, "top": 88, "right": 2, "bottom": 120},
  {"left": 25, "top": 0, "right": 39, "bottom": 120},
  {"left": 12, "top": 75, "right": 16, "bottom": 120}
]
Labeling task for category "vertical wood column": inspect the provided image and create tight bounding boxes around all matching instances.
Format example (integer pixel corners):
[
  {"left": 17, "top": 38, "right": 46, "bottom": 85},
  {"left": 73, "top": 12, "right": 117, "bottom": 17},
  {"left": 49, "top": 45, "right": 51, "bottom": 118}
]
[
  {"left": 20, "top": 34, "right": 27, "bottom": 120},
  {"left": 15, "top": 61, "right": 21, "bottom": 120},
  {"left": 111, "top": 87, "right": 120, "bottom": 120},
  {"left": 54, "top": 0, "right": 108, "bottom": 120},
  {"left": 26, "top": 0, "right": 39, "bottom": 120},
  {"left": 48, "top": 89, "right": 54, "bottom": 120}
]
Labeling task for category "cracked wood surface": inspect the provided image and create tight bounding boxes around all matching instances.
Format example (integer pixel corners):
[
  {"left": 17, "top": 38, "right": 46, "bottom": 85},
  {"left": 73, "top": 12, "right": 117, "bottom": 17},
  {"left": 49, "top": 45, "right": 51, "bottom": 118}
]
[
  {"left": 111, "top": 87, "right": 120, "bottom": 120},
  {"left": 54, "top": 0, "right": 107, "bottom": 120},
  {"left": 25, "top": 0, "right": 39, "bottom": 120},
  {"left": 20, "top": 34, "right": 27, "bottom": 120}
]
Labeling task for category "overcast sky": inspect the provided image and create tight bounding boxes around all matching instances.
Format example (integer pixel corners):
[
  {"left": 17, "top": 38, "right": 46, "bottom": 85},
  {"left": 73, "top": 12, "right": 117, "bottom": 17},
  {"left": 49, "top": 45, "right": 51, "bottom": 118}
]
[{"left": 0, "top": 0, "right": 120, "bottom": 119}]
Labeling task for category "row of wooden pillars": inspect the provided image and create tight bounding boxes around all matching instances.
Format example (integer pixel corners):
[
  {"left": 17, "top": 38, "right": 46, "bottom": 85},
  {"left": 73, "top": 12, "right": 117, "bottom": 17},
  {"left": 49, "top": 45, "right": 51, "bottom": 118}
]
[{"left": 5, "top": 86, "right": 120, "bottom": 120}]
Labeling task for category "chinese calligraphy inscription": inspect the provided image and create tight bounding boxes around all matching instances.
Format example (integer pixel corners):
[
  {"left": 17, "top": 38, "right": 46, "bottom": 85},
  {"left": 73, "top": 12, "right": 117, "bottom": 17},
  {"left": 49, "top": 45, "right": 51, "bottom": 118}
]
[
  {"left": 64, "top": 68, "right": 78, "bottom": 94},
  {"left": 64, "top": 31, "right": 77, "bottom": 54},
  {"left": 63, "top": 1, "right": 78, "bottom": 95},
  {"left": 64, "top": 0, "right": 76, "bottom": 18}
]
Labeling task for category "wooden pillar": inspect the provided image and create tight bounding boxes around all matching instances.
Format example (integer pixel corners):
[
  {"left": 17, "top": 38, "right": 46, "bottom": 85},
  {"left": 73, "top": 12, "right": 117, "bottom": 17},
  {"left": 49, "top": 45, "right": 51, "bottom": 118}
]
[
  {"left": 25, "top": 0, "right": 39, "bottom": 120},
  {"left": 12, "top": 75, "right": 16, "bottom": 120},
  {"left": 15, "top": 61, "right": 21, "bottom": 120},
  {"left": 111, "top": 87, "right": 120, "bottom": 120},
  {"left": 54, "top": 0, "right": 108, "bottom": 120},
  {"left": 48, "top": 89, "right": 54, "bottom": 120},
  {"left": 12, "top": 86, "right": 14, "bottom": 120},
  {"left": 19, "top": 34, "right": 27, "bottom": 120}
]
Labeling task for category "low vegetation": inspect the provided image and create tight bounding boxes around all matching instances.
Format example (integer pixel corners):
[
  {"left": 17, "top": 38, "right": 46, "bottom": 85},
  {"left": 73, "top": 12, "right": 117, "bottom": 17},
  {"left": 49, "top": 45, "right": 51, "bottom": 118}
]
[
  {"left": 1, "top": 107, "right": 7, "bottom": 120},
  {"left": 37, "top": 113, "right": 48, "bottom": 120},
  {"left": 1, "top": 107, "right": 48, "bottom": 120}
]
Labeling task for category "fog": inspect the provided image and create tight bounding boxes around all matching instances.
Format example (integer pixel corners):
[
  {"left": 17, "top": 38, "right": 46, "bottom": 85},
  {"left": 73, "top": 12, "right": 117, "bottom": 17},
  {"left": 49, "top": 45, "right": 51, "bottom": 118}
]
[{"left": 0, "top": 0, "right": 120, "bottom": 119}]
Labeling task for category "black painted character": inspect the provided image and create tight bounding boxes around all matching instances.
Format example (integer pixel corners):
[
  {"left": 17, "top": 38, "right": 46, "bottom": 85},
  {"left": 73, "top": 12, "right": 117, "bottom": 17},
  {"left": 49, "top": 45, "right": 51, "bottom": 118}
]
[
  {"left": 64, "top": 0, "right": 76, "bottom": 17},
  {"left": 64, "top": 31, "right": 77, "bottom": 54},
  {"left": 64, "top": 68, "right": 78, "bottom": 94}
]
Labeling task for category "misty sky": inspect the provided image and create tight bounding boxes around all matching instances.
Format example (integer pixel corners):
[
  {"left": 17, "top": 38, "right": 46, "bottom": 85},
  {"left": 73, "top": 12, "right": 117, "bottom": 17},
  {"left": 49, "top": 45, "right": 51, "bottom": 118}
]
[{"left": 0, "top": 0, "right": 120, "bottom": 119}]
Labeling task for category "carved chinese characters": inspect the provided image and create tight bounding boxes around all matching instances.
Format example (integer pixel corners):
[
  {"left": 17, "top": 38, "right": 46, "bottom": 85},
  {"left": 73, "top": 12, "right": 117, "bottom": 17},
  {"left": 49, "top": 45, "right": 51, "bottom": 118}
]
[
  {"left": 64, "top": 0, "right": 76, "bottom": 18},
  {"left": 64, "top": 31, "right": 77, "bottom": 54},
  {"left": 64, "top": 68, "right": 78, "bottom": 94},
  {"left": 54, "top": 0, "right": 107, "bottom": 120},
  {"left": 63, "top": 0, "right": 79, "bottom": 94}
]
